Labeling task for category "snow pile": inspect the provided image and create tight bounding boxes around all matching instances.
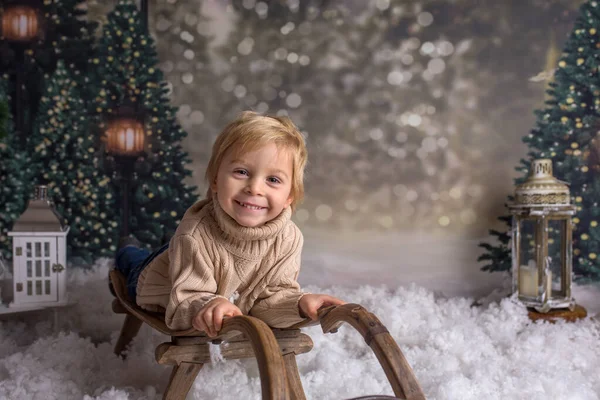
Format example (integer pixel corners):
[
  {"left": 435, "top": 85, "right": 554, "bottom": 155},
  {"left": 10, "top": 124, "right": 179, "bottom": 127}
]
[{"left": 0, "top": 259, "right": 597, "bottom": 399}]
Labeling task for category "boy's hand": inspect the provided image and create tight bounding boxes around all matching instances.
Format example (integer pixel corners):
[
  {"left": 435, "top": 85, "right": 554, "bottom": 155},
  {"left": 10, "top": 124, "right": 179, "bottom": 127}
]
[
  {"left": 192, "top": 297, "right": 243, "bottom": 337},
  {"left": 298, "top": 294, "right": 345, "bottom": 321}
]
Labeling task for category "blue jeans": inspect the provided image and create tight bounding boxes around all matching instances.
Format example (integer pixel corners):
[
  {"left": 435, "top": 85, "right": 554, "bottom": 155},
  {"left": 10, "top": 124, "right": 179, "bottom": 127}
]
[{"left": 115, "top": 243, "right": 169, "bottom": 300}]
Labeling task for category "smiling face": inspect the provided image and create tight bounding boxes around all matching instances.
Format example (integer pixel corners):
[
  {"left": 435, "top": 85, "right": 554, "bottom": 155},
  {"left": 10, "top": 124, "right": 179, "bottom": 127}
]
[{"left": 211, "top": 142, "right": 294, "bottom": 228}]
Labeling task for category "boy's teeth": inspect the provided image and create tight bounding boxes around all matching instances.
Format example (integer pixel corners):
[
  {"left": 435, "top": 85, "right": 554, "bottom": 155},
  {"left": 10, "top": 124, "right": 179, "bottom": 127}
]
[{"left": 240, "top": 202, "right": 262, "bottom": 210}]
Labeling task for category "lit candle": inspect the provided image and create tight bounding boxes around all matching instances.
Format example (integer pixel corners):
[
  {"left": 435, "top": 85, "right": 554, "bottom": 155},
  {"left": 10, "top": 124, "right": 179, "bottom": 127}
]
[
  {"left": 543, "top": 269, "right": 552, "bottom": 299},
  {"left": 519, "top": 259, "right": 538, "bottom": 297},
  {"left": 18, "top": 15, "right": 27, "bottom": 37},
  {"left": 125, "top": 127, "right": 135, "bottom": 151}
]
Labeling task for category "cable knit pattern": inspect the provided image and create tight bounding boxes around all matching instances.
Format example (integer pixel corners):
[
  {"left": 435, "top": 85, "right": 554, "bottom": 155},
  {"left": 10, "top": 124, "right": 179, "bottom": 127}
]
[{"left": 135, "top": 194, "right": 305, "bottom": 331}]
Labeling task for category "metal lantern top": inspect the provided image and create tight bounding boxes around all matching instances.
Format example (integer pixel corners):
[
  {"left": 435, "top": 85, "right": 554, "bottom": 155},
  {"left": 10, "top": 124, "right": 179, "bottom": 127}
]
[
  {"left": 10, "top": 185, "right": 67, "bottom": 233},
  {"left": 1, "top": 3, "right": 42, "bottom": 42},
  {"left": 510, "top": 159, "right": 574, "bottom": 210}
]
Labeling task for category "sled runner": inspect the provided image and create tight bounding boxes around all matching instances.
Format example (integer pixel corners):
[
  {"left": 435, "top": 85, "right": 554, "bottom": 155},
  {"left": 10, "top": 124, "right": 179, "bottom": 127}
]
[{"left": 109, "top": 270, "right": 426, "bottom": 400}]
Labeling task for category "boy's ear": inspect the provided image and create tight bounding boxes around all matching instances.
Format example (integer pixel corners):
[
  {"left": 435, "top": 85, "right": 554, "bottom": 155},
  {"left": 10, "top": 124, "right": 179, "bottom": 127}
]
[
  {"left": 210, "top": 179, "right": 218, "bottom": 193},
  {"left": 284, "top": 195, "right": 293, "bottom": 208}
]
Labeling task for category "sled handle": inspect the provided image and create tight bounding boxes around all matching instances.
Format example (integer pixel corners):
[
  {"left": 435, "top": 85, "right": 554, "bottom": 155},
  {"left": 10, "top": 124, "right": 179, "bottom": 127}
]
[{"left": 318, "top": 304, "right": 426, "bottom": 400}]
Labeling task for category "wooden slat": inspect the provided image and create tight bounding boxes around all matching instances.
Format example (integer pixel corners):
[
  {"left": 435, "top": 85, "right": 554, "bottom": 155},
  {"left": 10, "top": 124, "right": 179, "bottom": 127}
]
[
  {"left": 220, "top": 315, "right": 291, "bottom": 400},
  {"left": 163, "top": 362, "right": 203, "bottom": 400},
  {"left": 156, "top": 333, "right": 313, "bottom": 365},
  {"left": 283, "top": 353, "right": 306, "bottom": 400},
  {"left": 109, "top": 270, "right": 200, "bottom": 337},
  {"left": 114, "top": 313, "right": 143, "bottom": 357}
]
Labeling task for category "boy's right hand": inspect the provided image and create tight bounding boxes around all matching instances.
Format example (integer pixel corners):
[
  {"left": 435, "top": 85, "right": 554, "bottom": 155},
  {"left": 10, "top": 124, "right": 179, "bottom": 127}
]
[{"left": 192, "top": 297, "right": 243, "bottom": 337}]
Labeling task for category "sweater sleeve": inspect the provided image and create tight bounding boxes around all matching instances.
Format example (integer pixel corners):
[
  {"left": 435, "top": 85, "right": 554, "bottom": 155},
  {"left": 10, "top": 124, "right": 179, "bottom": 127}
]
[
  {"left": 249, "top": 228, "right": 306, "bottom": 328},
  {"left": 165, "top": 233, "right": 226, "bottom": 330}
]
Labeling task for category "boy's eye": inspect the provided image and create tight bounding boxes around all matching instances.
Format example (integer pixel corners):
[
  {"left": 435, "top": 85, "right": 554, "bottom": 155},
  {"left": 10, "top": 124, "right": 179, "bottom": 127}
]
[
  {"left": 268, "top": 176, "right": 282, "bottom": 184},
  {"left": 234, "top": 169, "right": 248, "bottom": 176}
]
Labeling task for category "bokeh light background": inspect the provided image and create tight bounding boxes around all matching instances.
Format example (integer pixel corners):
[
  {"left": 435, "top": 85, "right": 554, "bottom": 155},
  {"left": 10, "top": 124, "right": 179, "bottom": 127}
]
[{"left": 87, "top": 0, "right": 582, "bottom": 239}]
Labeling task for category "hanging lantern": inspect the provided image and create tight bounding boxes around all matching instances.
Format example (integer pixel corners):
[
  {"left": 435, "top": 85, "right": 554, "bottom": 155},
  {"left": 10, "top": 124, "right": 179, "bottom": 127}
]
[
  {"left": 105, "top": 106, "right": 146, "bottom": 156},
  {"left": 1, "top": 4, "right": 41, "bottom": 42},
  {"left": 508, "top": 159, "right": 576, "bottom": 313}
]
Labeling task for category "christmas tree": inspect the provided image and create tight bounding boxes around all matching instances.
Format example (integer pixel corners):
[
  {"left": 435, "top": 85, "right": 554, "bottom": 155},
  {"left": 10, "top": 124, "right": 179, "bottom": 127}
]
[
  {"left": 91, "top": 0, "right": 196, "bottom": 248},
  {"left": 0, "top": 77, "right": 35, "bottom": 260},
  {"left": 29, "top": 60, "right": 118, "bottom": 264},
  {"left": 0, "top": 0, "right": 98, "bottom": 151},
  {"left": 0, "top": 97, "right": 6, "bottom": 140},
  {"left": 479, "top": 0, "right": 600, "bottom": 281}
]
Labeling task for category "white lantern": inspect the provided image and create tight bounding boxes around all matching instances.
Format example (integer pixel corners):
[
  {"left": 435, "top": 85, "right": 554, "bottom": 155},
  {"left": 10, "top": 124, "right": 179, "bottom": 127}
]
[{"left": 7, "top": 185, "right": 69, "bottom": 307}]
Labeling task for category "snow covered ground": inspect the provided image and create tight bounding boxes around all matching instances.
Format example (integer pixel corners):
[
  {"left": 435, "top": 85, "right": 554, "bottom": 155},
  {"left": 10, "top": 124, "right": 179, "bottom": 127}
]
[{"left": 0, "top": 233, "right": 598, "bottom": 400}]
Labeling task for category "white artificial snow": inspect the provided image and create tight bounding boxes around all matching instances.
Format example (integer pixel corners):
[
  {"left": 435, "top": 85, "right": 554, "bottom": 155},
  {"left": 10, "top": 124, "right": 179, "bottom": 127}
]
[
  {"left": 209, "top": 343, "right": 225, "bottom": 364},
  {"left": 0, "top": 235, "right": 597, "bottom": 400}
]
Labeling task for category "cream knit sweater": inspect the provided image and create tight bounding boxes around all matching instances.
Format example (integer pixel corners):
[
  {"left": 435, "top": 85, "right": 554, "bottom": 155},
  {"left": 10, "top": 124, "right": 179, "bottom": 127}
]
[{"left": 135, "top": 195, "right": 306, "bottom": 331}]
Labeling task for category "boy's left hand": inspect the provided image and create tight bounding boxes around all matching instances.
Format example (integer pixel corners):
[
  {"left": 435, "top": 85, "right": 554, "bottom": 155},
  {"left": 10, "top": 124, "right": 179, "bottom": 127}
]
[{"left": 298, "top": 293, "right": 345, "bottom": 320}]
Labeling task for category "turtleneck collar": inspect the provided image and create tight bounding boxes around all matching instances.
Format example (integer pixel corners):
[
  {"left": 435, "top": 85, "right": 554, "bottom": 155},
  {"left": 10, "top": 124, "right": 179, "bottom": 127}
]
[{"left": 210, "top": 192, "right": 292, "bottom": 242}]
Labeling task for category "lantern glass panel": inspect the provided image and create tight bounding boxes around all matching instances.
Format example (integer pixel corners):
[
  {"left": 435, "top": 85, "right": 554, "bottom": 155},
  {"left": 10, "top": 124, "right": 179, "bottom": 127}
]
[
  {"left": 2, "top": 6, "right": 40, "bottom": 41},
  {"left": 517, "top": 218, "right": 540, "bottom": 298},
  {"left": 547, "top": 218, "right": 567, "bottom": 296},
  {"left": 518, "top": 218, "right": 538, "bottom": 266},
  {"left": 106, "top": 118, "right": 145, "bottom": 155}
]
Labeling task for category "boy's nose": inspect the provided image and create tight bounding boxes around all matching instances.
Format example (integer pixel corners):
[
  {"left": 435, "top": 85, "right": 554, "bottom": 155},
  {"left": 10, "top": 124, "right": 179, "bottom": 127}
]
[{"left": 244, "top": 179, "right": 264, "bottom": 195}]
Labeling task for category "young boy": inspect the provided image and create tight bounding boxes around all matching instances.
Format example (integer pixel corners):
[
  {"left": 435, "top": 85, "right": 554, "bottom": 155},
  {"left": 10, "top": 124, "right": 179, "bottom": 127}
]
[{"left": 115, "top": 111, "right": 344, "bottom": 337}]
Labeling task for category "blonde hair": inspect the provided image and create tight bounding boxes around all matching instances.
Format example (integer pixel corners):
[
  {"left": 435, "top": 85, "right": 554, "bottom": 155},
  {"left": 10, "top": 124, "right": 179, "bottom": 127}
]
[{"left": 205, "top": 111, "right": 307, "bottom": 211}]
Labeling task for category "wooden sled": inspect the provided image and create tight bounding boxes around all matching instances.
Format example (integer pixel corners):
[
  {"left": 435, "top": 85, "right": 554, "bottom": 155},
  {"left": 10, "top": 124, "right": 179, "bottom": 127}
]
[{"left": 109, "top": 270, "right": 426, "bottom": 400}]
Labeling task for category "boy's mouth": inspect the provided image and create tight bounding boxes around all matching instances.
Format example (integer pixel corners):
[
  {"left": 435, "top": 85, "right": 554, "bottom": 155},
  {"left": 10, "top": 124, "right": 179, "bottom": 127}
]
[{"left": 235, "top": 200, "right": 266, "bottom": 210}]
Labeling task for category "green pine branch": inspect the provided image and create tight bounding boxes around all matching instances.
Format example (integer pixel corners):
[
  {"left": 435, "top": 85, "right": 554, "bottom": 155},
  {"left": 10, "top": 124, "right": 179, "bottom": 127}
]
[{"left": 0, "top": 100, "right": 7, "bottom": 140}]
